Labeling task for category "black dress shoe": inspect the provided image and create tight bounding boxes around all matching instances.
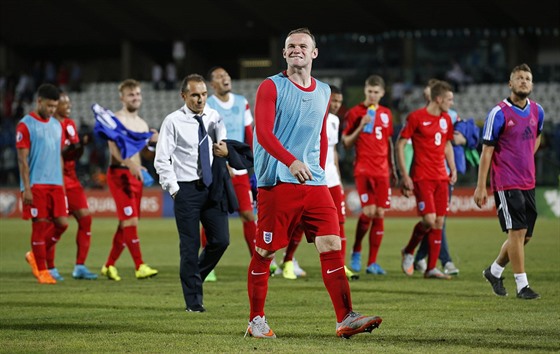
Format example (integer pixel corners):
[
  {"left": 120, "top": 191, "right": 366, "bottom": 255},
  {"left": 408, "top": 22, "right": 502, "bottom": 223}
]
[{"left": 186, "top": 304, "right": 206, "bottom": 312}]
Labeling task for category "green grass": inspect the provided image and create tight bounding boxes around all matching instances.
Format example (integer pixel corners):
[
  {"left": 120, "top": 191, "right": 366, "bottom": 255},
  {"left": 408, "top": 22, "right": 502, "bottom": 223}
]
[{"left": 0, "top": 216, "right": 559, "bottom": 353}]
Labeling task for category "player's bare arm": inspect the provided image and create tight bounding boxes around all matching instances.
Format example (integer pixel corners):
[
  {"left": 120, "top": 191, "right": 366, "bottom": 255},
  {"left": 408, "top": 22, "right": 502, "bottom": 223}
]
[
  {"left": 444, "top": 141, "right": 457, "bottom": 185},
  {"left": 396, "top": 137, "right": 413, "bottom": 197},
  {"left": 342, "top": 115, "right": 370, "bottom": 149},
  {"left": 17, "top": 147, "right": 33, "bottom": 205},
  {"left": 473, "top": 144, "right": 494, "bottom": 208}
]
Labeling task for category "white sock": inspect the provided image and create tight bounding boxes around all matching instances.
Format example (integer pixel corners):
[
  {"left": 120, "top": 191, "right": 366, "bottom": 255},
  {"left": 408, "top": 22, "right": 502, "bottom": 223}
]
[
  {"left": 490, "top": 261, "right": 505, "bottom": 278},
  {"left": 514, "top": 273, "right": 529, "bottom": 292}
]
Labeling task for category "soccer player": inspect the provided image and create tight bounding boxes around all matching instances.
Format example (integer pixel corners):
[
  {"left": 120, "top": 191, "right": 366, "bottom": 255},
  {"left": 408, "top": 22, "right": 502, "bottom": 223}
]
[
  {"left": 276, "top": 85, "right": 357, "bottom": 281},
  {"left": 16, "top": 83, "right": 68, "bottom": 284},
  {"left": 413, "top": 79, "right": 461, "bottom": 276},
  {"left": 202, "top": 67, "right": 257, "bottom": 282},
  {"left": 396, "top": 80, "right": 457, "bottom": 280},
  {"left": 100, "top": 79, "right": 159, "bottom": 281},
  {"left": 474, "top": 63, "right": 544, "bottom": 300},
  {"left": 342, "top": 75, "right": 397, "bottom": 275},
  {"left": 54, "top": 91, "right": 97, "bottom": 280},
  {"left": 246, "top": 27, "right": 382, "bottom": 339}
]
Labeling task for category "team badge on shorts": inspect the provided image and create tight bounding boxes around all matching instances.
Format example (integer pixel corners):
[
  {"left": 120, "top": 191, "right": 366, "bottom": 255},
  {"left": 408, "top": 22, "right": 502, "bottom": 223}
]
[
  {"left": 123, "top": 206, "right": 133, "bottom": 216},
  {"left": 263, "top": 231, "right": 273, "bottom": 244},
  {"left": 360, "top": 193, "right": 369, "bottom": 203},
  {"left": 418, "top": 201, "right": 425, "bottom": 212},
  {"left": 31, "top": 208, "right": 38, "bottom": 218}
]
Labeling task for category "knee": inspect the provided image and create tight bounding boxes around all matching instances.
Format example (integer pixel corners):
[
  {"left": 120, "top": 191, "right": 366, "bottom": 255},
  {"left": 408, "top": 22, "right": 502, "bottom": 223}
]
[
  {"left": 255, "top": 247, "right": 275, "bottom": 259},
  {"left": 374, "top": 209, "right": 385, "bottom": 218}
]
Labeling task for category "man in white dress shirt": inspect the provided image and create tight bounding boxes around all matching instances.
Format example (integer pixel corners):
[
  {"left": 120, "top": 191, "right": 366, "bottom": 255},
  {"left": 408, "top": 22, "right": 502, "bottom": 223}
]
[{"left": 154, "top": 74, "right": 230, "bottom": 313}]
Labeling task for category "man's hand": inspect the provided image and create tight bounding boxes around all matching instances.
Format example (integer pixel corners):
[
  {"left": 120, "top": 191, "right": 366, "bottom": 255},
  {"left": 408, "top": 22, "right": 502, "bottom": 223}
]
[
  {"left": 213, "top": 140, "right": 229, "bottom": 157},
  {"left": 473, "top": 186, "right": 487, "bottom": 208},
  {"left": 400, "top": 175, "right": 414, "bottom": 198},
  {"left": 449, "top": 169, "right": 457, "bottom": 185},
  {"left": 22, "top": 189, "right": 33, "bottom": 205},
  {"left": 289, "top": 160, "right": 312, "bottom": 184},
  {"left": 149, "top": 128, "right": 159, "bottom": 144}
]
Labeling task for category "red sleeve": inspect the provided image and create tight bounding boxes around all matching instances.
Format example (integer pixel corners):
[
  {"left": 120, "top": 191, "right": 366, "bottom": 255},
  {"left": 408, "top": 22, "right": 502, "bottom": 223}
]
[
  {"left": 254, "top": 79, "right": 297, "bottom": 167},
  {"left": 342, "top": 109, "right": 359, "bottom": 136},
  {"left": 320, "top": 107, "right": 329, "bottom": 169},
  {"left": 399, "top": 112, "right": 416, "bottom": 139},
  {"left": 66, "top": 119, "right": 80, "bottom": 144},
  {"left": 15, "top": 122, "right": 30, "bottom": 149},
  {"left": 244, "top": 124, "right": 253, "bottom": 149}
]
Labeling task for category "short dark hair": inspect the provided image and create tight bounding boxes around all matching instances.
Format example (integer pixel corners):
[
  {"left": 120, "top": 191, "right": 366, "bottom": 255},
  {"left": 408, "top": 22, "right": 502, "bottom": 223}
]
[
  {"left": 206, "top": 66, "right": 224, "bottom": 81},
  {"left": 365, "top": 75, "right": 385, "bottom": 89},
  {"left": 180, "top": 74, "right": 205, "bottom": 93},
  {"left": 329, "top": 85, "right": 342, "bottom": 95},
  {"left": 37, "top": 84, "right": 60, "bottom": 100}
]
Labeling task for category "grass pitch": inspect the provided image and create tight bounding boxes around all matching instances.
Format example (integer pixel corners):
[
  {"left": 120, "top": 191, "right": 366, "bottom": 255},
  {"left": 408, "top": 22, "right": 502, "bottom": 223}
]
[{"left": 0, "top": 216, "right": 559, "bottom": 353}]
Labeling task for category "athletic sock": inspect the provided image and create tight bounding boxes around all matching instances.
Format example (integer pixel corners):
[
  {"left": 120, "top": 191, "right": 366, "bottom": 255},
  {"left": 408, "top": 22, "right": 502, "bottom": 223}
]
[
  {"left": 31, "top": 221, "right": 50, "bottom": 271},
  {"left": 352, "top": 214, "right": 370, "bottom": 253},
  {"left": 248, "top": 252, "right": 272, "bottom": 320},
  {"left": 122, "top": 225, "right": 143, "bottom": 269},
  {"left": 426, "top": 228, "right": 442, "bottom": 271},
  {"left": 403, "top": 221, "right": 430, "bottom": 255},
  {"left": 490, "top": 261, "right": 505, "bottom": 278},
  {"left": 514, "top": 273, "right": 529, "bottom": 292},
  {"left": 242, "top": 220, "right": 256, "bottom": 257},
  {"left": 105, "top": 227, "right": 125, "bottom": 267},
  {"left": 339, "top": 223, "right": 347, "bottom": 262},
  {"left": 76, "top": 215, "right": 92, "bottom": 265},
  {"left": 284, "top": 224, "right": 303, "bottom": 263},
  {"left": 46, "top": 222, "right": 68, "bottom": 269},
  {"left": 200, "top": 228, "right": 207, "bottom": 248},
  {"left": 320, "top": 250, "right": 352, "bottom": 322},
  {"left": 367, "top": 217, "right": 384, "bottom": 265}
]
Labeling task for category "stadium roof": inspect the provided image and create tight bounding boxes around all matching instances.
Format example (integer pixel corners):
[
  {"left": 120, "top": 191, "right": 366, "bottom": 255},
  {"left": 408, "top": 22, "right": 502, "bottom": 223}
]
[{"left": 1, "top": 0, "right": 559, "bottom": 47}]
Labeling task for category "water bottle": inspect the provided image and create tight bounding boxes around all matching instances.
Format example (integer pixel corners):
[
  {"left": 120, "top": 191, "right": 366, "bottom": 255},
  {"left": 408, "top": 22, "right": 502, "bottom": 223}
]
[
  {"left": 362, "top": 105, "right": 376, "bottom": 133},
  {"left": 141, "top": 169, "right": 155, "bottom": 187}
]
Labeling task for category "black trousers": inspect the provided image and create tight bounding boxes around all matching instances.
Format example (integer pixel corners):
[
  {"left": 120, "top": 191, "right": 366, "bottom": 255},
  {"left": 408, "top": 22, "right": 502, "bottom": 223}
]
[{"left": 174, "top": 181, "right": 230, "bottom": 309}]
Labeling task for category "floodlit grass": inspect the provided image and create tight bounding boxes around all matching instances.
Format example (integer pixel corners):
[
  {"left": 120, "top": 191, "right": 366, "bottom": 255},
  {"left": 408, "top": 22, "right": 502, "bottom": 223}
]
[{"left": 0, "top": 216, "right": 559, "bottom": 353}]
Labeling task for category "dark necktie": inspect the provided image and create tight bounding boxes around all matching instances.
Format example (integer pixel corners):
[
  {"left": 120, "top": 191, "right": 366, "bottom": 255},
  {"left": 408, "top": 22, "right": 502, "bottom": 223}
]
[{"left": 193, "top": 115, "right": 212, "bottom": 187}]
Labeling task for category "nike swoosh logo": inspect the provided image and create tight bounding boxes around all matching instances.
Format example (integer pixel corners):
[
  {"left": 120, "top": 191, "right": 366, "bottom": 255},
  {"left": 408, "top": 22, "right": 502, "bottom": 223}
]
[
  {"left": 251, "top": 270, "right": 267, "bottom": 276},
  {"left": 422, "top": 122, "right": 432, "bottom": 126},
  {"left": 326, "top": 266, "right": 344, "bottom": 274},
  {"left": 302, "top": 97, "right": 312, "bottom": 101}
]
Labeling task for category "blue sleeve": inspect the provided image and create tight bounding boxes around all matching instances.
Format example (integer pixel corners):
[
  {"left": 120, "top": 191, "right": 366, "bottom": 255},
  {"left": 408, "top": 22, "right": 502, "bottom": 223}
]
[
  {"left": 481, "top": 106, "right": 504, "bottom": 146},
  {"left": 537, "top": 103, "right": 545, "bottom": 135}
]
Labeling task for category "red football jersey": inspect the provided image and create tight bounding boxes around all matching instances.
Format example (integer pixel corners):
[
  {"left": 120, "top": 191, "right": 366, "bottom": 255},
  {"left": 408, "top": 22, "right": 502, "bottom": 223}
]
[
  {"left": 399, "top": 107, "right": 453, "bottom": 181},
  {"left": 343, "top": 103, "right": 393, "bottom": 178},
  {"left": 59, "top": 117, "right": 81, "bottom": 188}
]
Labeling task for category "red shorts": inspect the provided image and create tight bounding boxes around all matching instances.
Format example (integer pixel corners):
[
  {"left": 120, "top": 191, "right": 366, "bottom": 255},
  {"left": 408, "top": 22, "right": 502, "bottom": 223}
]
[
  {"left": 329, "top": 185, "right": 346, "bottom": 223},
  {"left": 256, "top": 183, "right": 339, "bottom": 251},
  {"left": 232, "top": 174, "right": 254, "bottom": 212},
  {"left": 413, "top": 180, "right": 449, "bottom": 216},
  {"left": 355, "top": 175, "right": 391, "bottom": 209},
  {"left": 107, "top": 167, "right": 143, "bottom": 220},
  {"left": 66, "top": 183, "right": 89, "bottom": 212},
  {"left": 22, "top": 185, "right": 68, "bottom": 220}
]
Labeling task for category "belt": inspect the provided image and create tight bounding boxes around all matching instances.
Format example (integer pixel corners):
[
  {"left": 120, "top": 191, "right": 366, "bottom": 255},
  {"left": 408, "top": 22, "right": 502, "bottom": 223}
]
[{"left": 180, "top": 179, "right": 205, "bottom": 187}]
